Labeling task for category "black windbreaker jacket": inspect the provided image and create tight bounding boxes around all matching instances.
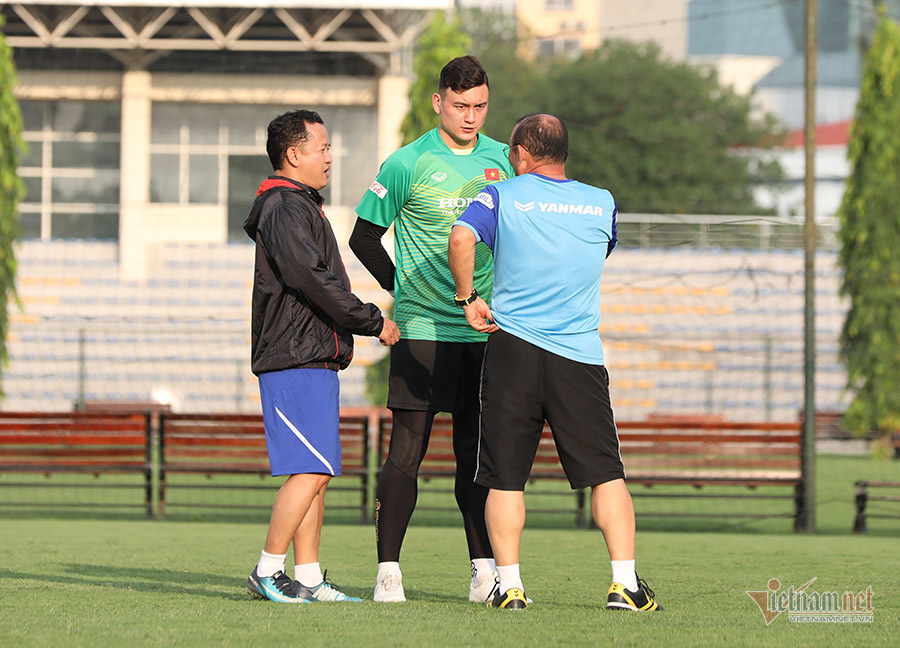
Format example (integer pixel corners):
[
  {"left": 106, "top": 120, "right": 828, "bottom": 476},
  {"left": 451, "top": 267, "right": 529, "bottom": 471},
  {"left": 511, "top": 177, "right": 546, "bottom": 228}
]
[{"left": 243, "top": 176, "right": 384, "bottom": 375}]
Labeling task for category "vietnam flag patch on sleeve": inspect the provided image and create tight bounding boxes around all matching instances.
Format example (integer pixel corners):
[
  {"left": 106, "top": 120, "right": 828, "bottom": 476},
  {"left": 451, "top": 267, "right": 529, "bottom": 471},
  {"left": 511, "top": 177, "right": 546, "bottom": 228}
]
[{"left": 484, "top": 168, "right": 500, "bottom": 181}]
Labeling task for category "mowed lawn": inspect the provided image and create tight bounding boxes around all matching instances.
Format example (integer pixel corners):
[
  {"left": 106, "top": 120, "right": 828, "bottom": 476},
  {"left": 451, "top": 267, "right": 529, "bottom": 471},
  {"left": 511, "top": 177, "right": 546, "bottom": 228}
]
[{"left": 0, "top": 519, "right": 897, "bottom": 647}]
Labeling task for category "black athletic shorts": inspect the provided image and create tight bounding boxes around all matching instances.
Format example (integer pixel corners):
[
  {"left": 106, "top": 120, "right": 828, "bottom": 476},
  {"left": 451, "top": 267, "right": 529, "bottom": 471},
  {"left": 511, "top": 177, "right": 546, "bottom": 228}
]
[
  {"left": 386, "top": 339, "right": 486, "bottom": 413},
  {"left": 475, "top": 329, "right": 625, "bottom": 491}
]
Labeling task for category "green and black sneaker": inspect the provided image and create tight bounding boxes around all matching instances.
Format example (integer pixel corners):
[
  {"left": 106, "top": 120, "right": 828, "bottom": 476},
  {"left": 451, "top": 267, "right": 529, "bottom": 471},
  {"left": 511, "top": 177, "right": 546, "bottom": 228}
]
[
  {"left": 489, "top": 587, "right": 528, "bottom": 610},
  {"left": 607, "top": 575, "right": 663, "bottom": 611}
]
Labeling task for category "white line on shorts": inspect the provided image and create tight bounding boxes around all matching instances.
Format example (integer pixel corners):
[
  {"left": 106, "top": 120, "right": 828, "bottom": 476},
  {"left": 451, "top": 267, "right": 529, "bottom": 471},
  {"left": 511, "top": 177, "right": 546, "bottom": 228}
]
[{"left": 275, "top": 406, "right": 335, "bottom": 476}]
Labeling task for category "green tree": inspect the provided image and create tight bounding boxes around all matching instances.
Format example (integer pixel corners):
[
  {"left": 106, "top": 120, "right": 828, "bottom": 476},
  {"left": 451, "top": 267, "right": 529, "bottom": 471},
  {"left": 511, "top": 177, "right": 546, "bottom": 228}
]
[
  {"left": 0, "top": 14, "right": 23, "bottom": 395},
  {"left": 837, "top": 15, "right": 900, "bottom": 445},
  {"left": 461, "top": 8, "right": 542, "bottom": 142},
  {"left": 399, "top": 11, "right": 471, "bottom": 146},
  {"left": 537, "top": 40, "right": 782, "bottom": 214}
]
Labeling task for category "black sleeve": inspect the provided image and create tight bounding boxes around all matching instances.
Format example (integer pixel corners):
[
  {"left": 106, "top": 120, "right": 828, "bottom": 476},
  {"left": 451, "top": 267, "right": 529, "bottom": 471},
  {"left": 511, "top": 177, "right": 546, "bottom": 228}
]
[{"left": 349, "top": 217, "right": 395, "bottom": 292}]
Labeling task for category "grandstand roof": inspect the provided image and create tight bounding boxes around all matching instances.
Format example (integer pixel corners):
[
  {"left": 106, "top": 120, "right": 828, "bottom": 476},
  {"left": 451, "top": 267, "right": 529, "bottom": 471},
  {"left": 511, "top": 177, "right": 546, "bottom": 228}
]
[
  {"left": 2, "top": 0, "right": 448, "bottom": 69},
  {"left": 9, "top": 1, "right": 449, "bottom": 7}
]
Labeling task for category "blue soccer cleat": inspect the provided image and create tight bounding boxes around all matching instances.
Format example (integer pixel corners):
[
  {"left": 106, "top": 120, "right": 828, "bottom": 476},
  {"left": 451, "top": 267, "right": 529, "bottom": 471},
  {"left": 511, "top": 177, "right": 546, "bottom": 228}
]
[{"left": 247, "top": 567, "right": 309, "bottom": 604}]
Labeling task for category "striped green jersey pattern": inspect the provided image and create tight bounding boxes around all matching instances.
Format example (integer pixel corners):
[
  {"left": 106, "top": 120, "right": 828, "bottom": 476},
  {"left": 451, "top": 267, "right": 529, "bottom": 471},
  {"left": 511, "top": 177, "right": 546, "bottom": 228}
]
[{"left": 356, "top": 129, "right": 512, "bottom": 341}]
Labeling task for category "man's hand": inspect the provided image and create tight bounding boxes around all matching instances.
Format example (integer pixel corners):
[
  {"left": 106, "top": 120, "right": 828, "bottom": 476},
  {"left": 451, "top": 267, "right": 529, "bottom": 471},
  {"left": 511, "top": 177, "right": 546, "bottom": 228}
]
[
  {"left": 378, "top": 318, "right": 401, "bottom": 346},
  {"left": 463, "top": 297, "right": 498, "bottom": 334}
]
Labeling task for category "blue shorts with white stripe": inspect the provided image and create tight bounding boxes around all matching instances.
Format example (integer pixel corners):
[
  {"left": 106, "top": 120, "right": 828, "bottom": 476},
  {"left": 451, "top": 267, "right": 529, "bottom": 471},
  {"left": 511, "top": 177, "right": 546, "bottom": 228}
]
[{"left": 258, "top": 367, "right": 341, "bottom": 477}]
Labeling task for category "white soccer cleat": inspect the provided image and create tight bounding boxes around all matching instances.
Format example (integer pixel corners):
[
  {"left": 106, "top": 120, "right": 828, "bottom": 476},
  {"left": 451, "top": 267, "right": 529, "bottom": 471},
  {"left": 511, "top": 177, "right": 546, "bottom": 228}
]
[
  {"left": 373, "top": 572, "right": 406, "bottom": 602},
  {"left": 468, "top": 572, "right": 500, "bottom": 602}
]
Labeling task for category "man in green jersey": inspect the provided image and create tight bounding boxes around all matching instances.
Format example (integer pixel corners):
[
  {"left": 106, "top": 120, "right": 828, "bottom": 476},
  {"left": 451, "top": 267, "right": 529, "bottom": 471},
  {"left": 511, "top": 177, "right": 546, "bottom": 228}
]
[{"left": 351, "top": 56, "right": 512, "bottom": 603}]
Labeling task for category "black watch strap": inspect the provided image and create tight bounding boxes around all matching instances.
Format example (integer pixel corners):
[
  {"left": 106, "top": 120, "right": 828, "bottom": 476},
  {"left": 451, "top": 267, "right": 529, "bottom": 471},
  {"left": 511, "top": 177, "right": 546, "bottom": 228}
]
[{"left": 454, "top": 288, "right": 478, "bottom": 307}]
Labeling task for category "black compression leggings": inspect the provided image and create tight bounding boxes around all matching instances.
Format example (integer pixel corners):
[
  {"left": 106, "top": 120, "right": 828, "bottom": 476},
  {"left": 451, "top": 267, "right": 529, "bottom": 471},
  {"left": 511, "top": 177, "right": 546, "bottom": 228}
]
[{"left": 375, "top": 408, "right": 492, "bottom": 563}]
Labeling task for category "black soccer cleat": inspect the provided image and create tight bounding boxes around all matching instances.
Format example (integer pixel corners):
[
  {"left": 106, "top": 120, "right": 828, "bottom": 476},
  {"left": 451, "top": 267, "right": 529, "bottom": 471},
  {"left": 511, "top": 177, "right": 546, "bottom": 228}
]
[
  {"left": 489, "top": 587, "right": 528, "bottom": 610},
  {"left": 606, "top": 574, "right": 663, "bottom": 611}
]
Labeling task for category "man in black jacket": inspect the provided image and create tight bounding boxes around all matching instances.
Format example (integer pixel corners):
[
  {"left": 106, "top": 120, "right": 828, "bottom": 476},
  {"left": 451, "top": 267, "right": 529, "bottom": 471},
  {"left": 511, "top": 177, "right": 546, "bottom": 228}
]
[{"left": 244, "top": 109, "right": 399, "bottom": 604}]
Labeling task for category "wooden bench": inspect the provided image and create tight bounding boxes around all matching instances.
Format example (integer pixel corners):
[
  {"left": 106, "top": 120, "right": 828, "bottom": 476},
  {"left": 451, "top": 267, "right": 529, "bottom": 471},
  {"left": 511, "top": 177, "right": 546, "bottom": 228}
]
[
  {"left": 0, "top": 411, "right": 153, "bottom": 517},
  {"left": 158, "top": 412, "right": 371, "bottom": 520},
  {"left": 377, "top": 415, "right": 804, "bottom": 528},
  {"left": 853, "top": 480, "right": 900, "bottom": 533},
  {"left": 616, "top": 419, "right": 804, "bottom": 527}
]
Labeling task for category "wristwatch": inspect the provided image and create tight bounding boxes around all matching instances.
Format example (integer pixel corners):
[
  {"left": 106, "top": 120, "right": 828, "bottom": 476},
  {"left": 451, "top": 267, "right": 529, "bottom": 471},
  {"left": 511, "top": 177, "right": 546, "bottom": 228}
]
[{"left": 454, "top": 288, "right": 478, "bottom": 307}]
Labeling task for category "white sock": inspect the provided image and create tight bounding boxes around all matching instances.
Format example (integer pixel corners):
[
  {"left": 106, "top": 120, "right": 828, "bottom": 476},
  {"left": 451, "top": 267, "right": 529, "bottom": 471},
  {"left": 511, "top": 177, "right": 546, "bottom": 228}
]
[
  {"left": 294, "top": 562, "right": 323, "bottom": 587},
  {"left": 497, "top": 564, "right": 524, "bottom": 594},
  {"left": 257, "top": 550, "right": 286, "bottom": 578},
  {"left": 377, "top": 561, "right": 402, "bottom": 581},
  {"left": 471, "top": 558, "right": 497, "bottom": 585},
  {"left": 611, "top": 560, "right": 638, "bottom": 591}
]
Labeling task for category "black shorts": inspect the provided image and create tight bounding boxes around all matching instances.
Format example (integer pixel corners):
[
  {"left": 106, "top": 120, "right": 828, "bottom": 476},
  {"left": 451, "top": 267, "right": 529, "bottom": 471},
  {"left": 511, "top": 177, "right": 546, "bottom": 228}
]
[
  {"left": 475, "top": 329, "right": 625, "bottom": 491},
  {"left": 387, "top": 339, "right": 486, "bottom": 413}
]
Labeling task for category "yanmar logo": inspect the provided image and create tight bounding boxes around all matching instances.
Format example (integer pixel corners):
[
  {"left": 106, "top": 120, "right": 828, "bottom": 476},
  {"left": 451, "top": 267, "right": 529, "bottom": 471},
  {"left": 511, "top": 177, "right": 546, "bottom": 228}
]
[
  {"left": 538, "top": 202, "right": 603, "bottom": 215},
  {"left": 514, "top": 201, "right": 602, "bottom": 215}
]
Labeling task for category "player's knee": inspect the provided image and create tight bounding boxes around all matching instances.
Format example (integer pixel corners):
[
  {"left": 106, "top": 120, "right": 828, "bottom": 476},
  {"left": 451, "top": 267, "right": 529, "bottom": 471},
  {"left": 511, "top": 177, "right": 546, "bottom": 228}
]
[{"left": 386, "top": 431, "right": 426, "bottom": 479}]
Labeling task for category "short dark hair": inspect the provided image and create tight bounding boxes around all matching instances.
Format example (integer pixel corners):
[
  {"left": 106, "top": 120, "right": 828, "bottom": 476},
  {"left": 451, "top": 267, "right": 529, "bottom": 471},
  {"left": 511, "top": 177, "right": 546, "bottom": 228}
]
[
  {"left": 512, "top": 114, "right": 568, "bottom": 164},
  {"left": 439, "top": 55, "right": 489, "bottom": 94},
  {"left": 266, "top": 109, "right": 324, "bottom": 171}
]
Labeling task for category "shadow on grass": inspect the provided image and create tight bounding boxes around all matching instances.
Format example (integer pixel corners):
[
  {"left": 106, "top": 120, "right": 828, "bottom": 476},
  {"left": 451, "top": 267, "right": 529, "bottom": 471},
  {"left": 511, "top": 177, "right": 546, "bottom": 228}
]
[
  {"left": 0, "top": 565, "right": 248, "bottom": 600},
  {"left": 0, "top": 564, "right": 525, "bottom": 605}
]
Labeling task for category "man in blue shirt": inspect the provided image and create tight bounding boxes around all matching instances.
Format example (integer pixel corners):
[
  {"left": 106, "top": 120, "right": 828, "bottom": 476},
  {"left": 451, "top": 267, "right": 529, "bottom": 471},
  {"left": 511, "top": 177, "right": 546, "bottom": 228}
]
[{"left": 448, "top": 114, "right": 662, "bottom": 612}]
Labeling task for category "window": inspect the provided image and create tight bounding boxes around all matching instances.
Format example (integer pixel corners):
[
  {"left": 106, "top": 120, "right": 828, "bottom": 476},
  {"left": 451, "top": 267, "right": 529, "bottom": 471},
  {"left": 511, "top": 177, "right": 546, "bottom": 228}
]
[
  {"left": 545, "top": 0, "right": 574, "bottom": 10},
  {"left": 150, "top": 104, "right": 224, "bottom": 205},
  {"left": 18, "top": 100, "right": 121, "bottom": 240},
  {"left": 151, "top": 103, "right": 377, "bottom": 240},
  {"left": 537, "top": 38, "right": 582, "bottom": 59}
]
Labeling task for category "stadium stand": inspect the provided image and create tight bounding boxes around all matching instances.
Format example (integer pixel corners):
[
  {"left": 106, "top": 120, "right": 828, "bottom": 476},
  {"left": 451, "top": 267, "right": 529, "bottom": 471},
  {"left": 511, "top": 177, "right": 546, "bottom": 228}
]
[
  {"left": 599, "top": 248, "right": 848, "bottom": 422},
  {"left": 6, "top": 241, "right": 847, "bottom": 423}
]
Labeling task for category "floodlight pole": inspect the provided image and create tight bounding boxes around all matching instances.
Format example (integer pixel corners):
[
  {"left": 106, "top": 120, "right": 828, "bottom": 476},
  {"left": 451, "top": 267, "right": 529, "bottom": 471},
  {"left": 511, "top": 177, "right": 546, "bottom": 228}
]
[{"left": 797, "top": 0, "right": 817, "bottom": 532}]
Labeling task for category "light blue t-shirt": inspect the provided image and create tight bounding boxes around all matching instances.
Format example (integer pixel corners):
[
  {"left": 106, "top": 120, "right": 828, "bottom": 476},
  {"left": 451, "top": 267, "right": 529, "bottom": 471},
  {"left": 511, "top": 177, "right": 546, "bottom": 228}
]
[{"left": 454, "top": 173, "right": 617, "bottom": 365}]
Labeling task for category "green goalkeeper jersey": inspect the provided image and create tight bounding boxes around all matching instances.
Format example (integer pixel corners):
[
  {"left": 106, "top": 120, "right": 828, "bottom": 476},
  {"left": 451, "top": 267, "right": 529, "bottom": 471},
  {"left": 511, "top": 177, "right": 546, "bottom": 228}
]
[{"left": 355, "top": 128, "right": 512, "bottom": 341}]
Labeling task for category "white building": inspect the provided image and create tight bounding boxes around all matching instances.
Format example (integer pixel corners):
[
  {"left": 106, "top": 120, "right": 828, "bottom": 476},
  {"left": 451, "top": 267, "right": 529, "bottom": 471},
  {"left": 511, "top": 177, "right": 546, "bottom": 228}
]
[
  {"left": 3, "top": 0, "right": 447, "bottom": 411},
  {"left": 516, "top": 0, "right": 688, "bottom": 61},
  {"left": 6, "top": 0, "right": 446, "bottom": 280}
]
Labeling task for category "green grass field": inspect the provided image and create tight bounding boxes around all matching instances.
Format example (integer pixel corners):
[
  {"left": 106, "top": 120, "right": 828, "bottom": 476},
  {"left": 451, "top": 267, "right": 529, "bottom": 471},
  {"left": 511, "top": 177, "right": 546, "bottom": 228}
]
[
  {"left": 1, "top": 518, "right": 897, "bottom": 647},
  {"left": 1, "top": 452, "right": 898, "bottom": 646}
]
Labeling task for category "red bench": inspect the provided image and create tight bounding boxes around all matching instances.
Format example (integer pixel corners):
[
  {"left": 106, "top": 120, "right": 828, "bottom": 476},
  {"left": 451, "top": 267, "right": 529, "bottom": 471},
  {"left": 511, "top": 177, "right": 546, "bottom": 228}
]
[
  {"left": 158, "top": 412, "right": 372, "bottom": 520},
  {"left": 0, "top": 411, "right": 152, "bottom": 516}
]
